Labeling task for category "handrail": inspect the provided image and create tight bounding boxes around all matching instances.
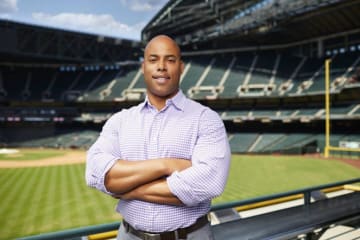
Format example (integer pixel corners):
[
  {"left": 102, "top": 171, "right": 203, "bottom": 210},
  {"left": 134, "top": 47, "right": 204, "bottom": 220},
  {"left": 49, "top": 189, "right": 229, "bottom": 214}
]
[
  {"left": 18, "top": 177, "right": 360, "bottom": 240},
  {"left": 17, "top": 222, "right": 120, "bottom": 240},
  {"left": 211, "top": 177, "right": 360, "bottom": 211}
]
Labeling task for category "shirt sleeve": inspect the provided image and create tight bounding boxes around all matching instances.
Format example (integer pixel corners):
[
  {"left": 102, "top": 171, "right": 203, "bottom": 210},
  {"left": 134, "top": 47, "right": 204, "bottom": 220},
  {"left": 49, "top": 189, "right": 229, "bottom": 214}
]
[
  {"left": 85, "top": 113, "right": 122, "bottom": 195},
  {"left": 167, "top": 109, "right": 231, "bottom": 206}
]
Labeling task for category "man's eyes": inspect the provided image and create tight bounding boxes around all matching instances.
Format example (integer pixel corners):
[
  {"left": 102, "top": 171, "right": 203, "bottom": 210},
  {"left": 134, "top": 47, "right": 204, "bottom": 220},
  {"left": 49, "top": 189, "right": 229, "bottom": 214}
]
[{"left": 148, "top": 58, "right": 176, "bottom": 62}]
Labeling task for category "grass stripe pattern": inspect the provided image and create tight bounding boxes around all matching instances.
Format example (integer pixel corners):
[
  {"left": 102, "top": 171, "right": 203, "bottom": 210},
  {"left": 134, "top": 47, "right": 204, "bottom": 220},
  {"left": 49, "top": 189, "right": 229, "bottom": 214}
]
[{"left": 0, "top": 154, "right": 359, "bottom": 239}]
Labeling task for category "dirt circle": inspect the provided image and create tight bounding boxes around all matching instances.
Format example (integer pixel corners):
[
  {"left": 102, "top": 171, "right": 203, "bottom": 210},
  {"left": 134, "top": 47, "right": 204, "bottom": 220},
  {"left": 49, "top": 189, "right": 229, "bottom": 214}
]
[{"left": 0, "top": 151, "right": 86, "bottom": 168}]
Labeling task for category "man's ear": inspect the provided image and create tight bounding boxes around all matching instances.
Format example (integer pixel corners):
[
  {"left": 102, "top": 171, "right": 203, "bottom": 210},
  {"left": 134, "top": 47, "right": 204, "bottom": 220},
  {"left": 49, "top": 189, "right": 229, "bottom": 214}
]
[
  {"left": 180, "top": 60, "right": 185, "bottom": 74},
  {"left": 141, "top": 61, "right": 144, "bottom": 74}
]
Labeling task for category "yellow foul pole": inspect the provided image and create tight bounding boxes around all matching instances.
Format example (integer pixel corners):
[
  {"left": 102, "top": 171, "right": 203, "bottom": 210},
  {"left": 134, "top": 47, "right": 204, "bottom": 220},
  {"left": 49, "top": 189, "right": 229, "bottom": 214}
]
[{"left": 324, "top": 59, "right": 331, "bottom": 158}]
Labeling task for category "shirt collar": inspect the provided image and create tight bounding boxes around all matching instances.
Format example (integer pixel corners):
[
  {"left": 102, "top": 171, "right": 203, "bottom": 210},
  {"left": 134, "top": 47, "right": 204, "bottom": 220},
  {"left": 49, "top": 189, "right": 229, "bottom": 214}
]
[{"left": 141, "top": 90, "right": 186, "bottom": 112}]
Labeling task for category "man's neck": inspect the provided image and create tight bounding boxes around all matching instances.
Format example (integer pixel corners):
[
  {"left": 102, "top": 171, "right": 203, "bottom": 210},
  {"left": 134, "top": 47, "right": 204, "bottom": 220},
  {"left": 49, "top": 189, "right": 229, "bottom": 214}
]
[
  {"left": 150, "top": 99, "right": 166, "bottom": 111},
  {"left": 147, "top": 90, "right": 179, "bottom": 111}
]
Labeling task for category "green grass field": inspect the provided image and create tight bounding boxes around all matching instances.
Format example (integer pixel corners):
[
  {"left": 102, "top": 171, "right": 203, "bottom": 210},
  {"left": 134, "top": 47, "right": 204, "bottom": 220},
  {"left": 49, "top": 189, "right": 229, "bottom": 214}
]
[{"left": 0, "top": 150, "right": 359, "bottom": 239}]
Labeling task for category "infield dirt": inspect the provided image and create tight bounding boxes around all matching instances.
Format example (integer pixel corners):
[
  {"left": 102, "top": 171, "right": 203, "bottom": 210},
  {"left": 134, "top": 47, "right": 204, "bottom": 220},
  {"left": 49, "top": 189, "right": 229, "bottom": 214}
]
[{"left": 0, "top": 150, "right": 85, "bottom": 168}]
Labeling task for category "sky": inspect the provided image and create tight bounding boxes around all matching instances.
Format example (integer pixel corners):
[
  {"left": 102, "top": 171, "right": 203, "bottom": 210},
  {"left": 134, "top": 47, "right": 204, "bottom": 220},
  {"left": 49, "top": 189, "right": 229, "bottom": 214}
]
[{"left": 0, "top": 0, "right": 169, "bottom": 40}]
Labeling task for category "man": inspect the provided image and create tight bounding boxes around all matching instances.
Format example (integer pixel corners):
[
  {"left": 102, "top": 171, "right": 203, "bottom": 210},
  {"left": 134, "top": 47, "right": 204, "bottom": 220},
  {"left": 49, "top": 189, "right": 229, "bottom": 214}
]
[{"left": 86, "top": 35, "right": 231, "bottom": 240}]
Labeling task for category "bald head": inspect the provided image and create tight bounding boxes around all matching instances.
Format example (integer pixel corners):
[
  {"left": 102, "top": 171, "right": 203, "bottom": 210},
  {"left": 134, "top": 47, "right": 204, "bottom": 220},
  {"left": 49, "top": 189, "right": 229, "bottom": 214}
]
[{"left": 144, "top": 35, "right": 181, "bottom": 59}]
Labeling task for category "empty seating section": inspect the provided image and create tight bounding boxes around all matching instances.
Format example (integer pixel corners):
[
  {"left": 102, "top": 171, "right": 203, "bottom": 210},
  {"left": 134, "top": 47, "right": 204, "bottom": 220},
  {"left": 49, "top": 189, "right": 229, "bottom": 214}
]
[
  {"left": 56, "top": 130, "right": 98, "bottom": 148},
  {"left": 80, "top": 70, "right": 119, "bottom": 101},
  {"left": 223, "top": 104, "right": 360, "bottom": 121},
  {"left": 353, "top": 105, "right": 360, "bottom": 115},
  {"left": 331, "top": 53, "right": 360, "bottom": 90},
  {"left": 220, "top": 53, "right": 254, "bottom": 98},
  {"left": 278, "top": 109, "right": 295, "bottom": 117},
  {"left": 287, "top": 58, "right": 324, "bottom": 95},
  {"left": 303, "top": 53, "right": 357, "bottom": 94},
  {"left": 104, "top": 66, "right": 139, "bottom": 101},
  {"left": 1, "top": 52, "right": 359, "bottom": 153},
  {"left": 69, "top": 71, "right": 96, "bottom": 92},
  {"left": 261, "top": 133, "right": 315, "bottom": 152},
  {"left": 272, "top": 55, "right": 303, "bottom": 95},
  {"left": 248, "top": 53, "right": 275, "bottom": 85},
  {"left": 180, "top": 56, "right": 211, "bottom": 95},
  {"left": 132, "top": 74, "right": 146, "bottom": 89},
  {"left": 1, "top": 51, "right": 358, "bottom": 101},
  {"left": 190, "top": 55, "right": 231, "bottom": 99},
  {"left": 251, "top": 109, "right": 277, "bottom": 118},
  {"left": 296, "top": 108, "right": 320, "bottom": 117},
  {"left": 11, "top": 130, "right": 99, "bottom": 148},
  {"left": 252, "top": 133, "right": 333, "bottom": 154},
  {"left": 251, "top": 133, "right": 285, "bottom": 152},
  {"left": 120, "top": 67, "right": 146, "bottom": 100},
  {"left": 5, "top": 128, "right": 358, "bottom": 153},
  {"left": 343, "top": 55, "right": 360, "bottom": 85},
  {"left": 332, "top": 52, "right": 360, "bottom": 79},
  {"left": 201, "top": 56, "right": 230, "bottom": 86},
  {"left": 330, "top": 104, "right": 356, "bottom": 116},
  {"left": 0, "top": 65, "right": 143, "bottom": 101},
  {"left": 223, "top": 110, "right": 249, "bottom": 120},
  {"left": 229, "top": 133, "right": 258, "bottom": 152}
]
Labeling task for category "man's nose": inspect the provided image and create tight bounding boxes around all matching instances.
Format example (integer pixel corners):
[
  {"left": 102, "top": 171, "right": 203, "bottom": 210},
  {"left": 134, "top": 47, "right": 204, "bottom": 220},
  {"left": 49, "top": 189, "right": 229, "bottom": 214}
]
[{"left": 157, "top": 60, "right": 166, "bottom": 71}]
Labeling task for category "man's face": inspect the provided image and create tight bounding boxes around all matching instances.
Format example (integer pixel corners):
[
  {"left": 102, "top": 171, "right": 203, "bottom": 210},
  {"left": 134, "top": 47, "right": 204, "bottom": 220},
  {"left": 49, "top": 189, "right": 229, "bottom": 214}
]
[{"left": 142, "top": 36, "right": 184, "bottom": 101}]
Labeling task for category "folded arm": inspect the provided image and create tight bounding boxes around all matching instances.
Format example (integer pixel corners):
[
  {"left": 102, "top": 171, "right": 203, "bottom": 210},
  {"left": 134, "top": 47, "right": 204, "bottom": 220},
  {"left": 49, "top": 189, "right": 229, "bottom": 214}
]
[
  {"left": 167, "top": 110, "right": 231, "bottom": 207},
  {"left": 105, "top": 158, "right": 191, "bottom": 194},
  {"left": 85, "top": 113, "right": 192, "bottom": 204},
  {"left": 112, "top": 178, "right": 183, "bottom": 206}
]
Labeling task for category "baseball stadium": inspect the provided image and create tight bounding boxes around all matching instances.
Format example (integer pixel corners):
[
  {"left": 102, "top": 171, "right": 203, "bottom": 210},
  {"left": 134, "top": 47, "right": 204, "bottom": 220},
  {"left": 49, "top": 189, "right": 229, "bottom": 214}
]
[{"left": 1, "top": 0, "right": 360, "bottom": 239}]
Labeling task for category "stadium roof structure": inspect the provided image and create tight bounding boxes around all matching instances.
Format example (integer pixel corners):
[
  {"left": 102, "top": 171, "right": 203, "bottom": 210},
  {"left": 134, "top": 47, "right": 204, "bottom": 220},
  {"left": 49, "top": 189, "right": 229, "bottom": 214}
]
[
  {"left": 142, "top": 0, "right": 360, "bottom": 52},
  {"left": 0, "top": 19, "right": 142, "bottom": 63}
]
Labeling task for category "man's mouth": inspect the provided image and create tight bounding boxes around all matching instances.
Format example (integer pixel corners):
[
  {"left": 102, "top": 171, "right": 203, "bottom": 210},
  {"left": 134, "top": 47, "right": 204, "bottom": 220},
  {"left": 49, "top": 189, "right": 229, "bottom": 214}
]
[{"left": 153, "top": 76, "right": 170, "bottom": 84}]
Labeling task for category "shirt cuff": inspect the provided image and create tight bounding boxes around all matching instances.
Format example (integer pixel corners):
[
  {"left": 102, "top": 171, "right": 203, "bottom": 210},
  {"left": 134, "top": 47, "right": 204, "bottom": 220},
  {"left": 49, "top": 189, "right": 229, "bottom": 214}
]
[
  {"left": 98, "top": 157, "right": 118, "bottom": 195},
  {"left": 167, "top": 171, "right": 198, "bottom": 207}
]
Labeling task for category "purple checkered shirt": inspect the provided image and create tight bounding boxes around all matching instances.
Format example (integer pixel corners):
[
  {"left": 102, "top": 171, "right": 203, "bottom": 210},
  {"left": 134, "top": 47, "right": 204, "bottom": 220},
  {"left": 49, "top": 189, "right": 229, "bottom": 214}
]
[{"left": 86, "top": 90, "right": 230, "bottom": 232}]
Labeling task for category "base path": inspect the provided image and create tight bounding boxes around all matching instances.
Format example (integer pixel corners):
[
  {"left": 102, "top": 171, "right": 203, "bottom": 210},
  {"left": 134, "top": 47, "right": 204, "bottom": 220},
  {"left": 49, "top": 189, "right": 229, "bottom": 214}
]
[
  {"left": 0, "top": 151, "right": 86, "bottom": 168},
  {"left": 340, "top": 159, "right": 360, "bottom": 169}
]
